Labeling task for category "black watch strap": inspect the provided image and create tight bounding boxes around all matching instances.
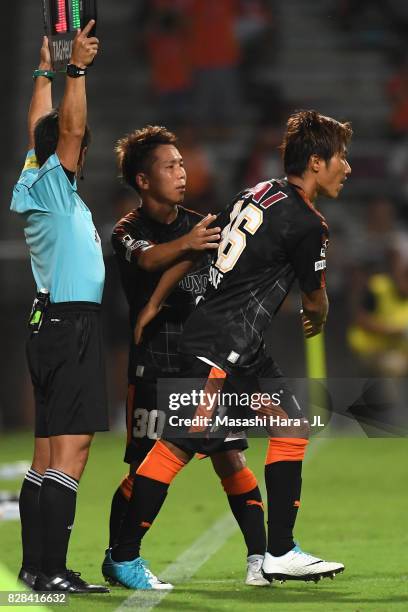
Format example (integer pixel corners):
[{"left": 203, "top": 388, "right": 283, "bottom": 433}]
[{"left": 66, "top": 64, "right": 87, "bottom": 78}]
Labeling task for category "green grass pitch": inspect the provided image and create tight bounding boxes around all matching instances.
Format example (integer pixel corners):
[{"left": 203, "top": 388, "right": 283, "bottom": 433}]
[{"left": 1, "top": 433, "right": 407, "bottom": 611}]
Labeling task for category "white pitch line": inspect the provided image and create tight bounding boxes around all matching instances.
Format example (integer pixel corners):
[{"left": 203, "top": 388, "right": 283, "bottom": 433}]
[
  {"left": 115, "top": 439, "right": 326, "bottom": 611},
  {"left": 115, "top": 511, "right": 238, "bottom": 610}
]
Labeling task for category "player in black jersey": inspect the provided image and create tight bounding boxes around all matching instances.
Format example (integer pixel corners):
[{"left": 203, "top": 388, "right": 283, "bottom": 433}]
[
  {"left": 118, "top": 110, "right": 353, "bottom": 585},
  {"left": 102, "top": 126, "right": 268, "bottom": 589}
]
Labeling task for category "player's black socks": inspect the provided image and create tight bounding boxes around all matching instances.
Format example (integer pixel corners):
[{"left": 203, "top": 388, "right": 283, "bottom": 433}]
[
  {"left": 39, "top": 469, "right": 78, "bottom": 575},
  {"left": 112, "top": 475, "right": 168, "bottom": 562},
  {"left": 109, "top": 486, "right": 129, "bottom": 548},
  {"left": 19, "top": 468, "right": 43, "bottom": 573},
  {"left": 265, "top": 461, "right": 302, "bottom": 556},
  {"left": 227, "top": 486, "right": 266, "bottom": 556}
]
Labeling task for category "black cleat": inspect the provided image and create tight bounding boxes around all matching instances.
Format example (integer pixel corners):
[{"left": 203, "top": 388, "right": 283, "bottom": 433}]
[
  {"left": 18, "top": 568, "right": 37, "bottom": 590},
  {"left": 34, "top": 569, "right": 109, "bottom": 593}
]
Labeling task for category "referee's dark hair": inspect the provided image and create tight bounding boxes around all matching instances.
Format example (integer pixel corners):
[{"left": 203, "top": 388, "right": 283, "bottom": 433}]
[
  {"left": 281, "top": 110, "right": 352, "bottom": 177},
  {"left": 34, "top": 109, "right": 91, "bottom": 168},
  {"left": 115, "top": 125, "right": 177, "bottom": 193}
]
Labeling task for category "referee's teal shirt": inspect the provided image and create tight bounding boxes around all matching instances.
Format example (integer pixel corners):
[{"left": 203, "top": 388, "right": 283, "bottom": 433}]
[{"left": 11, "top": 150, "right": 105, "bottom": 304}]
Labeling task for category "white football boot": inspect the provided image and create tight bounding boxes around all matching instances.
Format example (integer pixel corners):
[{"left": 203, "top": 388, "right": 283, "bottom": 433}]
[
  {"left": 245, "top": 555, "right": 270, "bottom": 586},
  {"left": 262, "top": 545, "right": 344, "bottom": 583}
]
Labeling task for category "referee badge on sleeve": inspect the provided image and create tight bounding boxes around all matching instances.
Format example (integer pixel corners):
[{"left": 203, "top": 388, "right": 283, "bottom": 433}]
[{"left": 23, "top": 154, "right": 39, "bottom": 171}]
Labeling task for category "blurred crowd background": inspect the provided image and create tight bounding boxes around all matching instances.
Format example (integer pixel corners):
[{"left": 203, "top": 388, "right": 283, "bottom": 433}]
[{"left": 2, "top": 0, "right": 408, "bottom": 431}]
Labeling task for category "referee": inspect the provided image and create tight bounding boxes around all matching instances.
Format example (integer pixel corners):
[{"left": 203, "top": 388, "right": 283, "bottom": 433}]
[{"left": 10, "top": 24, "right": 109, "bottom": 593}]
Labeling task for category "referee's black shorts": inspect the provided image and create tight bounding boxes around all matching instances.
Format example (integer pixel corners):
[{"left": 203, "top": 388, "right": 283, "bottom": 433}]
[{"left": 26, "top": 302, "right": 109, "bottom": 437}]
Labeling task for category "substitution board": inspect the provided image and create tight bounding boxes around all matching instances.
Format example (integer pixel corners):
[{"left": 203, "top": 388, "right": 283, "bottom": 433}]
[{"left": 42, "top": 0, "right": 97, "bottom": 70}]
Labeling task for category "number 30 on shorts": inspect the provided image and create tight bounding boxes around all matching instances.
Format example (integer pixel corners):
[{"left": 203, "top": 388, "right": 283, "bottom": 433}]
[
  {"left": 133, "top": 408, "right": 165, "bottom": 439},
  {"left": 216, "top": 201, "right": 263, "bottom": 273}
]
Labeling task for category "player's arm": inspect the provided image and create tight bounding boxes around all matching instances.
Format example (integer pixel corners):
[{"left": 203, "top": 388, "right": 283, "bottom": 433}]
[
  {"left": 28, "top": 37, "right": 53, "bottom": 150},
  {"left": 56, "top": 21, "right": 98, "bottom": 172},
  {"left": 301, "top": 288, "right": 329, "bottom": 338},
  {"left": 289, "top": 221, "right": 329, "bottom": 338},
  {"left": 134, "top": 258, "right": 197, "bottom": 344},
  {"left": 138, "top": 214, "right": 220, "bottom": 272}
]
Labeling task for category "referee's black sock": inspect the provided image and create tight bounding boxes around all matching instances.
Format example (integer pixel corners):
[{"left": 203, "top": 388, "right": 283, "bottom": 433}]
[
  {"left": 39, "top": 469, "right": 78, "bottom": 576},
  {"left": 112, "top": 475, "right": 168, "bottom": 562},
  {"left": 265, "top": 461, "right": 302, "bottom": 557},
  {"left": 19, "top": 468, "right": 43, "bottom": 573}
]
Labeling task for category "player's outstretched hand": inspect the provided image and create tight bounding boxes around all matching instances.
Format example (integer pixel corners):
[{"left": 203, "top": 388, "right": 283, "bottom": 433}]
[
  {"left": 39, "top": 36, "right": 52, "bottom": 70},
  {"left": 70, "top": 20, "right": 99, "bottom": 68},
  {"left": 184, "top": 214, "right": 221, "bottom": 251},
  {"left": 134, "top": 300, "right": 163, "bottom": 345}
]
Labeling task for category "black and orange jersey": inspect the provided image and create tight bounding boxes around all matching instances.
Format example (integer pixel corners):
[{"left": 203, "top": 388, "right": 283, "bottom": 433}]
[
  {"left": 112, "top": 206, "right": 210, "bottom": 377},
  {"left": 179, "top": 179, "right": 329, "bottom": 374}
]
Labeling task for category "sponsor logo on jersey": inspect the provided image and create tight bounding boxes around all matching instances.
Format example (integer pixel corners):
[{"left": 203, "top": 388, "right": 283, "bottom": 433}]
[
  {"left": 315, "top": 260, "right": 327, "bottom": 271},
  {"left": 136, "top": 365, "right": 145, "bottom": 378},
  {"left": 320, "top": 238, "right": 329, "bottom": 258},
  {"left": 208, "top": 265, "right": 224, "bottom": 289},
  {"left": 227, "top": 350, "right": 240, "bottom": 364},
  {"left": 121, "top": 234, "right": 151, "bottom": 262},
  {"left": 179, "top": 272, "right": 208, "bottom": 295}
]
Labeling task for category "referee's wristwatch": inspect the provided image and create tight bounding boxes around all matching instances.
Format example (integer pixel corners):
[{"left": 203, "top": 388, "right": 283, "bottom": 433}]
[{"left": 66, "top": 64, "right": 87, "bottom": 78}]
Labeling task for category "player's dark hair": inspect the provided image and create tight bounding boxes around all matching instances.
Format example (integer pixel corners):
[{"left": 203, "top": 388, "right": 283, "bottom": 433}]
[
  {"left": 281, "top": 110, "right": 352, "bottom": 177},
  {"left": 34, "top": 109, "right": 91, "bottom": 168},
  {"left": 115, "top": 125, "right": 177, "bottom": 192}
]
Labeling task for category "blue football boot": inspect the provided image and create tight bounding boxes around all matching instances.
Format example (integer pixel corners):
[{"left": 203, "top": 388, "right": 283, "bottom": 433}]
[{"left": 102, "top": 549, "right": 173, "bottom": 590}]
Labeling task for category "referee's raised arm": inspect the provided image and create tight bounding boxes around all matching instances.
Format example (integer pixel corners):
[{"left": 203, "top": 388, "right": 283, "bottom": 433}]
[
  {"left": 56, "top": 20, "right": 98, "bottom": 173},
  {"left": 27, "top": 36, "right": 53, "bottom": 149}
]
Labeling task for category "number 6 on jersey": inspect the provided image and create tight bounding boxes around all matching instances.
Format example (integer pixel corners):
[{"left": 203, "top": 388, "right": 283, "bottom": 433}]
[{"left": 216, "top": 200, "right": 263, "bottom": 273}]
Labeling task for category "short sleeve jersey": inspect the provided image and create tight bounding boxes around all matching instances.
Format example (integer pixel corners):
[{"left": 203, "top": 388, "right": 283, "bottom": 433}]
[
  {"left": 111, "top": 206, "right": 210, "bottom": 376},
  {"left": 179, "top": 179, "right": 329, "bottom": 374},
  {"left": 10, "top": 150, "right": 105, "bottom": 303}
]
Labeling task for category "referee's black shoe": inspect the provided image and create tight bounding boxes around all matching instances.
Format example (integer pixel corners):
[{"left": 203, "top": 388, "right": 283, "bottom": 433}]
[
  {"left": 34, "top": 569, "right": 110, "bottom": 593},
  {"left": 18, "top": 568, "right": 37, "bottom": 589}
]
